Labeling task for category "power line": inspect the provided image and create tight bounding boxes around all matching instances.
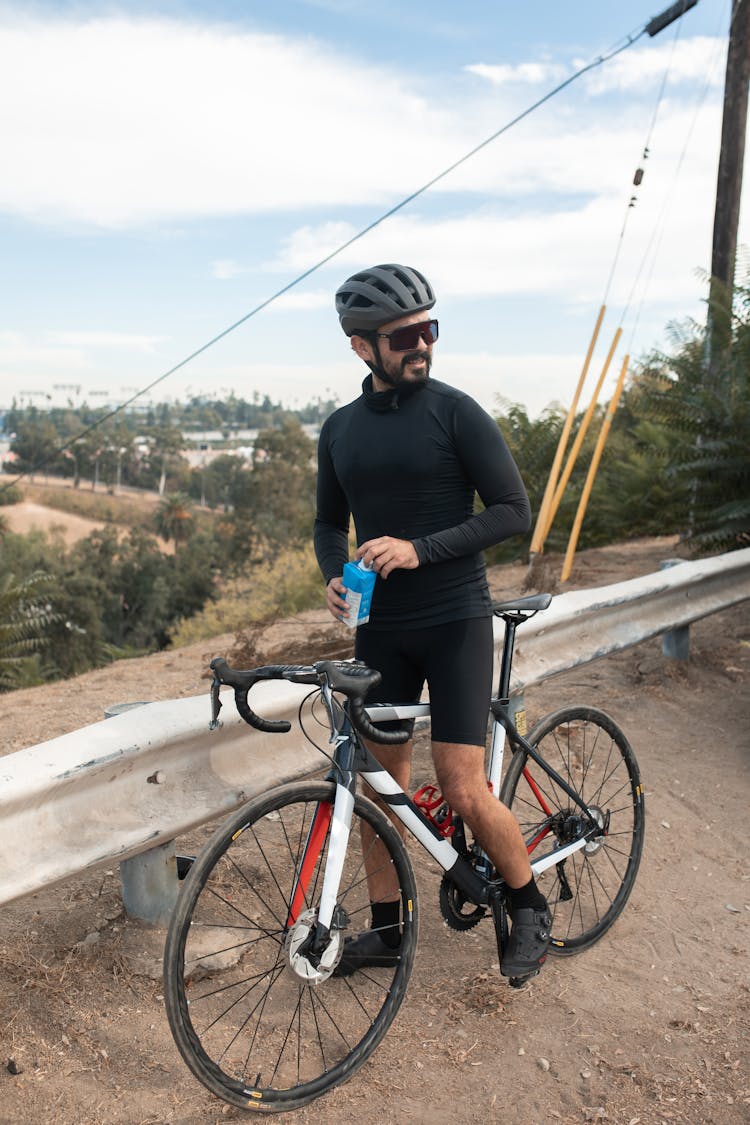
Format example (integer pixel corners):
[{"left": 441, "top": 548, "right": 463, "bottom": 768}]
[
  {"left": 625, "top": 7, "right": 728, "bottom": 354},
  {"left": 602, "top": 11, "right": 685, "bottom": 309},
  {"left": 2, "top": 5, "right": 692, "bottom": 492},
  {"left": 605, "top": 3, "right": 687, "bottom": 317}
]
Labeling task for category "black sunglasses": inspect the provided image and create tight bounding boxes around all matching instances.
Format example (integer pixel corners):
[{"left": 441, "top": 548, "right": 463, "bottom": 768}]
[{"left": 373, "top": 319, "right": 439, "bottom": 352}]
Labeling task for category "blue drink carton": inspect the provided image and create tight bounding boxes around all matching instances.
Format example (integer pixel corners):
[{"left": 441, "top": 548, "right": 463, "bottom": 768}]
[{"left": 342, "top": 559, "right": 376, "bottom": 628}]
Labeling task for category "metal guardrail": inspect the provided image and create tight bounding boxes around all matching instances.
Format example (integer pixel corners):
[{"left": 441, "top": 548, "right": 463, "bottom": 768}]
[
  {"left": 0, "top": 546, "right": 748, "bottom": 914},
  {"left": 506, "top": 547, "right": 750, "bottom": 692}
]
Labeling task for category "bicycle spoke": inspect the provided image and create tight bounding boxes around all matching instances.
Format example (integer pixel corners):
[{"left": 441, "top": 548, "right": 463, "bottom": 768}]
[
  {"left": 165, "top": 781, "right": 417, "bottom": 1110},
  {"left": 502, "top": 708, "right": 644, "bottom": 954}
]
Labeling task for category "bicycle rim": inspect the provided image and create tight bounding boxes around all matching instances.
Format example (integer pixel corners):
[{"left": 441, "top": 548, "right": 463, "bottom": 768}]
[
  {"left": 164, "top": 780, "right": 417, "bottom": 1112},
  {"left": 501, "top": 706, "right": 645, "bottom": 954}
]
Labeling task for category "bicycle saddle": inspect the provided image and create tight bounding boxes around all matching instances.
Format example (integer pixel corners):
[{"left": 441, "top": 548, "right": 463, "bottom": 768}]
[{"left": 492, "top": 593, "right": 552, "bottom": 615}]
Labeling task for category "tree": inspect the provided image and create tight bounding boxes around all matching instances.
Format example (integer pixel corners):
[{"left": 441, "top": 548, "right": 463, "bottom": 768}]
[
  {"left": 636, "top": 282, "right": 750, "bottom": 552},
  {"left": 6, "top": 415, "right": 62, "bottom": 479},
  {"left": 154, "top": 492, "right": 195, "bottom": 551},
  {"left": 189, "top": 453, "right": 249, "bottom": 511},
  {"left": 249, "top": 419, "right": 316, "bottom": 552},
  {"left": 491, "top": 402, "right": 589, "bottom": 561},
  {"left": 137, "top": 422, "right": 188, "bottom": 494}
]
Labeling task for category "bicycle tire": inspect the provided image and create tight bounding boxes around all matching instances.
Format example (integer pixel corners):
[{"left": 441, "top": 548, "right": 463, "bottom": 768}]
[
  {"left": 500, "top": 706, "right": 644, "bottom": 955},
  {"left": 164, "top": 780, "right": 418, "bottom": 1113}
]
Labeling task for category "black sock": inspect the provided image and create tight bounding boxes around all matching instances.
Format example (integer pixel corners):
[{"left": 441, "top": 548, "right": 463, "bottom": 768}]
[
  {"left": 371, "top": 900, "right": 402, "bottom": 948},
  {"left": 508, "top": 876, "right": 547, "bottom": 913}
]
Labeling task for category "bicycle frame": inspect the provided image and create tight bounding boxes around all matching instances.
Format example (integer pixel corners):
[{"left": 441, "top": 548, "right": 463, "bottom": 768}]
[
  {"left": 296, "top": 675, "right": 604, "bottom": 948},
  {"left": 169, "top": 614, "right": 643, "bottom": 1113}
]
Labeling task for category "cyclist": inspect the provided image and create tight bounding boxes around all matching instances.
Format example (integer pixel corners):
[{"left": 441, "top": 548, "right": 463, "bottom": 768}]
[{"left": 314, "top": 263, "right": 551, "bottom": 979}]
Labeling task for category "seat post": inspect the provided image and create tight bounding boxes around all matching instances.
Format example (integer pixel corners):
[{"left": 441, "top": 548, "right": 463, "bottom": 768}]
[{"left": 496, "top": 615, "right": 518, "bottom": 700}]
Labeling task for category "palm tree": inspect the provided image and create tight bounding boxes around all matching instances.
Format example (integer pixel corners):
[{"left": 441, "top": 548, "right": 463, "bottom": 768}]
[
  {"left": 0, "top": 571, "right": 57, "bottom": 690},
  {"left": 154, "top": 492, "right": 195, "bottom": 552}
]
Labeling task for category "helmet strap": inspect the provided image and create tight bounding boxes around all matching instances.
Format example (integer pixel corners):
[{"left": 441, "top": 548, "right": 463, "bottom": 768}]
[
  {"left": 363, "top": 337, "right": 399, "bottom": 388},
  {"left": 350, "top": 332, "right": 392, "bottom": 387}
]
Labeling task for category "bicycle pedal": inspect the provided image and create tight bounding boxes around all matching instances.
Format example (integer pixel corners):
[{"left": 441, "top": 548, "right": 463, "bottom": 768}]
[{"left": 508, "top": 969, "right": 539, "bottom": 989}]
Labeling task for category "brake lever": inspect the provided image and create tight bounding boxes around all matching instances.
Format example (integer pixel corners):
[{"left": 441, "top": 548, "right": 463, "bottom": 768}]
[{"left": 209, "top": 676, "right": 223, "bottom": 730}]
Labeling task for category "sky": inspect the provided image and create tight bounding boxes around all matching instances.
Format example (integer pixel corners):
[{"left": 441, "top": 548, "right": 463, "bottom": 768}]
[{"left": 0, "top": 0, "right": 746, "bottom": 421}]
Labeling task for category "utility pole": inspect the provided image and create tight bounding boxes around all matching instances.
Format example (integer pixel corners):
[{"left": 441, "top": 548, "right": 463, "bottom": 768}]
[{"left": 707, "top": 0, "right": 750, "bottom": 371}]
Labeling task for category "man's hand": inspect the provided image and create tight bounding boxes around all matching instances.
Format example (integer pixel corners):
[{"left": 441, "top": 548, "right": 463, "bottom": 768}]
[
  {"left": 357, "top": 537, "right": 419, "bottom": 579},
  {"left": 325, "top": 576, "right": 348, "bottom": 621}
]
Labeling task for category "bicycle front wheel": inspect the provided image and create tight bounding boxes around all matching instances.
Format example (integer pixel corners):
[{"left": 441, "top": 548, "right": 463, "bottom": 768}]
[
  {"left": 501, "top": 707, "right": 644, "bottom": 954},
  {"left": 164, "top": 780, "right": 417, "bottom": 1113}
]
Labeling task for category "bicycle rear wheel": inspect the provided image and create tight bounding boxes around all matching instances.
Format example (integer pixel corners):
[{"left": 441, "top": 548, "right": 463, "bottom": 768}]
[
  {"left": 500, "top": 706, "right": 644, "bottom": 954},
  {"left": 164, "top": 780, "right": 418, "bottom": 1113}
]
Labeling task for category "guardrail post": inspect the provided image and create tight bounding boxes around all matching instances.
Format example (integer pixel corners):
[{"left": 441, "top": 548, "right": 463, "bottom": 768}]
[
  {"left": 119, "top": 840, "right": 180, "bottom": 925},
  {"left": 105, "top": 702, "right": 179, "bottom": 924},
  {"left": 659, "top": 560, "right": 690, "bottom": 660}
]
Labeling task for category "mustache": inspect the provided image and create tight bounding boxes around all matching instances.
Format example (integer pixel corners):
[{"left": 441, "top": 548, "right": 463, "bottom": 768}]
[{"left": 400, "top": 352, "right": 431, "bottom": 371}]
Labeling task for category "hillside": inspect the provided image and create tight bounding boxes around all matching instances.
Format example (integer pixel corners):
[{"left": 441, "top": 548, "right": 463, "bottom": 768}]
[{"left": 0, "top": 535, "right": 748, "bottom": 1124}]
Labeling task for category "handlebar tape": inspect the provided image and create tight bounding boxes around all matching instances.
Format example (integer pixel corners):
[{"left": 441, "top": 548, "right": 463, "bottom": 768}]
[{"left": 210, "top": 656, "right": 410, "bottom": 744}]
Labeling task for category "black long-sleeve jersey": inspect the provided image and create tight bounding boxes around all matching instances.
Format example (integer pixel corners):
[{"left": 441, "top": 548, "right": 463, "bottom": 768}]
[{"left": 314, "top": 376, "right": 531, "bottom": 630}]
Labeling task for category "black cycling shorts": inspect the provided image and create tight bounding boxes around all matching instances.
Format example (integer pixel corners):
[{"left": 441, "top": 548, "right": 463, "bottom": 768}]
[{"left": 354, "top": 616, "right": 494, "bottom": 748}]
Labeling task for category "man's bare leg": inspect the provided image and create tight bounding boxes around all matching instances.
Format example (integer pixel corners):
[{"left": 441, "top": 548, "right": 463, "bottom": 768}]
[
  {"left": 358, "top": 740, "right": 532, "bottom": 895},
  {"left": 431, "top": 741, "right": 532, "bottom": 887},
  {"left": 432, "top": 741, "right": 551, "bottom": 978}
]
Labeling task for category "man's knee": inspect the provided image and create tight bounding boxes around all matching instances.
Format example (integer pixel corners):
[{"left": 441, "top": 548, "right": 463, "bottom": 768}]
[{"left": 433, "top": 743, "right": 486, "bottom": 819}]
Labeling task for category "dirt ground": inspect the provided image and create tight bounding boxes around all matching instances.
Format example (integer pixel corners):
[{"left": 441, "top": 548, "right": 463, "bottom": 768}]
[
  {"left": 2, "top": 501, "right": 109, "bottom": 546},
  {"left": 1, "top": 498, "right": 175, "bottom": 555},
  {"left": 0, "top": 537, "right": 748, "bottom": 1125}
]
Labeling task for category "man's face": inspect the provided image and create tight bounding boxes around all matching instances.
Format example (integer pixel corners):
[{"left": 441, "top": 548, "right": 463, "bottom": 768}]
[{"left": 352, "top": 310, "right": 435, "bottom": 390}]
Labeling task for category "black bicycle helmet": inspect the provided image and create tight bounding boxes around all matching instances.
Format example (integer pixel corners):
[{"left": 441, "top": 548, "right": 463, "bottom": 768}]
[{"left": 335, "top": 263, "right": 436, "bottom": 336}]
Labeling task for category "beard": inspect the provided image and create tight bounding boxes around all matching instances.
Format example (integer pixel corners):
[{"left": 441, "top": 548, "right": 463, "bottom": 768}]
[{"left": 373, "top": 350, "right": 432, "bottom": 389}]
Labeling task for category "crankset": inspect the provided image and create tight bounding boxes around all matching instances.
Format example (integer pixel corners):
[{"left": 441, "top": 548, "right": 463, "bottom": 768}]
[{"left": 439, "top": 874, "right": 486, "bottom": 931}]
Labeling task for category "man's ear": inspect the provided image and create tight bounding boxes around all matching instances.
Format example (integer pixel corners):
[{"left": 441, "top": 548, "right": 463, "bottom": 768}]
[{"left": 350, "top": 334, "right": 374, "bottom": 362}]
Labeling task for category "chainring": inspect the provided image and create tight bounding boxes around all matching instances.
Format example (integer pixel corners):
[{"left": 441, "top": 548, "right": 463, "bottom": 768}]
[{"left": 439, "top": 874, "right": 487, "bottom": 931}]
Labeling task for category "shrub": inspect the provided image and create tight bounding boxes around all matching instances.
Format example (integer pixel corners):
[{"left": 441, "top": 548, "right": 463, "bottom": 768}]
[{"left": 169, "top": 544, "right": 323, "bottom": 647}]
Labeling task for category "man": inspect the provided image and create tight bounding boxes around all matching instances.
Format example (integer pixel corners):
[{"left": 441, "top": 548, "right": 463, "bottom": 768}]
[{"left": 314, "top": 263, "right": 551, "bottom": 979}]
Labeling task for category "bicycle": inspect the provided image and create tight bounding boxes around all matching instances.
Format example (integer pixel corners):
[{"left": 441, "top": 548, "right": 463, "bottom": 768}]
[{"left": 163, "top": 593, "right": 645, "bottom": 1113}]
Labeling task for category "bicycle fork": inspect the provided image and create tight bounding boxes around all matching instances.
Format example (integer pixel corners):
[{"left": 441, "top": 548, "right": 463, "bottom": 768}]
[{"left": 286, "top": 779, "right": 355, "bottom": 972}]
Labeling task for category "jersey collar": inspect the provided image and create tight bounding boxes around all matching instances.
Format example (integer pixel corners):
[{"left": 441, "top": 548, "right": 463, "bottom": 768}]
[{"left": 361, "top": 374, "right": 427, "bottom": 412}]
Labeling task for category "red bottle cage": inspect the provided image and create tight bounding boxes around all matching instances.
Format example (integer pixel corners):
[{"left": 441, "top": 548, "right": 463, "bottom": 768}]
[{"left": 413, "top": 784, "right": 455, "bottom": 838}]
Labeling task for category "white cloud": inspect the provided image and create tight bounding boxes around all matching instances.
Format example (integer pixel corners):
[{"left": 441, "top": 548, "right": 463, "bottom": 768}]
[
  {"left": 212, "top": 259, "right": 247, "bottom": 280},
  {"left": 465, "top": 37, "right": 725, "bottom": 97},
  {"left": 0, "top": 13, "right": 728, "bottom": 232},
  {"left": 267, "top": 290, "right": 331, "bottom": 312},
  {"left": 0, "top": 14, "right": 457, "bottom": 227},
  {"left": 464, "top": 61, "right": 566, "bottom": 86},
  {"left": 51, "top": 331, "right": 168, "bottom": 351},
  {"left": 0, "top": 13, "right": 739, "bottom": 421},
  {"left": 0, "top": 330, "right": 90, "bottom": 370},
  {"left": 274, "top": 150, "right": 724, "bottom": 313},
  {"left": 0, "top": 330, "right": 169, "bottom": 405},
  {"left": 438, "top": 351, "right": 597, "bottom": 418},
  {"left": 581, "top": 36, "right": 726, "bottom": 94}
]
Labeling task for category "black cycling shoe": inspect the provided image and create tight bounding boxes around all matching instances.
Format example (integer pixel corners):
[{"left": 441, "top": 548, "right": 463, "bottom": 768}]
[
  {"left": 500, "top": 906, "right": 552, "bottom": 979},
  {"left": 333, "top": 929, "right": 401, "bottom": 977}
]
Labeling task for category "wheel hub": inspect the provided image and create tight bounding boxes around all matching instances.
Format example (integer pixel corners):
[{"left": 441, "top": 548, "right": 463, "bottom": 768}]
[
  {"left": 284, "top": 909, "right": 342, "bottom": 984},
  {"left": 583, "top": 806, "right": 606, "bottom": 854},
  {"left": 554, "top": 806, "right": 606, "bottom": 855}
]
